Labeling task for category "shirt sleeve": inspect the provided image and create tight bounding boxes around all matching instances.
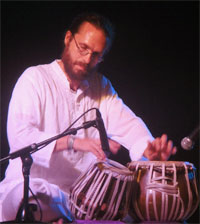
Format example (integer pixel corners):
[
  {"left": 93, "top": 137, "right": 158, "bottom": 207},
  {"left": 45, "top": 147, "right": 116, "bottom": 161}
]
[
  {"left": 99, "top": 77, "right": 154, "bottom": 161},
  {"left": 7, "top": 67, "right": 56, "bottom": 168}
]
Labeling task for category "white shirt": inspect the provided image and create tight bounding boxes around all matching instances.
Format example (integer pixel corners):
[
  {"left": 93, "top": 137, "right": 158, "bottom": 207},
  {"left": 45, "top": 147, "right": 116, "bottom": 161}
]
[{"left": 1, "top": 60, "right": 153, "bottom": 194}]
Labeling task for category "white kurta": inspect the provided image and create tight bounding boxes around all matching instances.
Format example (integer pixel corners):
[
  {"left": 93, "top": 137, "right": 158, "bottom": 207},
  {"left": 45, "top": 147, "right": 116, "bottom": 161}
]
[{"left": 0, "top": 60, "right": 153, "bottom": 216}]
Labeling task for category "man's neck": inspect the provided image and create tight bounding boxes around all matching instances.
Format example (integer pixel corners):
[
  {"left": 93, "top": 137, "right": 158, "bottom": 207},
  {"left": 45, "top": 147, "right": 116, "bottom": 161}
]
[{"left": 58, "top": 60, "right": 80, "bottom": 91}]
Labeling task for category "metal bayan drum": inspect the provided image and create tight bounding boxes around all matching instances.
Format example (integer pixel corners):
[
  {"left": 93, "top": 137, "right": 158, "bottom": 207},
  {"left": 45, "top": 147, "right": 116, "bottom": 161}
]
[
  {"left": 69, "top": 159, "right": 134, "bottom": 220},
  {"left": 128, "top": 161, "right": 199, "bottom": 223}
]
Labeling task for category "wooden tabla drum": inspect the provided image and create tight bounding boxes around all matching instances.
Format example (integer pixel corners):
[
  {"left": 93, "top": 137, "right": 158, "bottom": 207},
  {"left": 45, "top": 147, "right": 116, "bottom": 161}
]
[
  {"left": 128, "top": 161, "right": 199, "bottom": 222},
  {"left": 69, "top": 159, "right": 134, "bottom": 220}
]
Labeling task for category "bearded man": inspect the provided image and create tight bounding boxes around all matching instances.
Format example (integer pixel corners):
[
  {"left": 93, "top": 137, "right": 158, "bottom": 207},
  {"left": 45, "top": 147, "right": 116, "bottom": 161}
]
[{"left": 0, "top": 12, "right": 176, "bottom": 223}]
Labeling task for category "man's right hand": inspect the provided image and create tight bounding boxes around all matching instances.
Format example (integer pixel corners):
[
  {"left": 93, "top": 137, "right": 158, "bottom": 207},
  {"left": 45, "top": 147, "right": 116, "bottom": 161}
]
[
  {"left": 73, "top": 138, "right": 106, "bottom": 160},
  {"left": 54, "top": 136, "right": 121, "bottom": 160},
  {"left": 54, "top": 136, "right": 106, "bottom": 160}
]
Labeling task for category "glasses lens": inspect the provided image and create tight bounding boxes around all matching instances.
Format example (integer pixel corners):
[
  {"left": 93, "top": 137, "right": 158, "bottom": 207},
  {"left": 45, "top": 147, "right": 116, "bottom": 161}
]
[{"left": 73, "top": 35, "right": 103, "bottom": 63}]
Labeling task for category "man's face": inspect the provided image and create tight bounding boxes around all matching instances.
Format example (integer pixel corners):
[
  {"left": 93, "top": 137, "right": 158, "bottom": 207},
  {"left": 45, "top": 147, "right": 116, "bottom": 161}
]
[{"left": 61, "top": 22, "right": 107, "bottom": 82}]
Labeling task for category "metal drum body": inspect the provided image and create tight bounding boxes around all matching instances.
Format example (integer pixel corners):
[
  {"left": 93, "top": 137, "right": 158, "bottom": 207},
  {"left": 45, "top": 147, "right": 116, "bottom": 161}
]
[
  {"left": 128, "top": 161, "right": 199, "bottom": 222},
  {"left": 69, "top": 159, "right": 134, "bottom": 220}
]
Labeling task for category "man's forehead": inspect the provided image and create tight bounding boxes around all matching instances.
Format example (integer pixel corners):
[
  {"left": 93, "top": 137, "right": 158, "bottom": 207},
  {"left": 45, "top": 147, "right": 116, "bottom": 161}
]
[
  {"left": 77, "top": 22, "right": 105, "bottom": 37},
  {"left": 75, "top": 22, "right": 107, "bottom": 51}
]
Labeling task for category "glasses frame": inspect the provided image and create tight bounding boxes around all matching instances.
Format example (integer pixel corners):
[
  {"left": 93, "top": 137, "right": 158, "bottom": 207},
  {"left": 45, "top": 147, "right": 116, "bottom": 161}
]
[{"left": 72, "top": 34, "right": 104, "bottom": 63}]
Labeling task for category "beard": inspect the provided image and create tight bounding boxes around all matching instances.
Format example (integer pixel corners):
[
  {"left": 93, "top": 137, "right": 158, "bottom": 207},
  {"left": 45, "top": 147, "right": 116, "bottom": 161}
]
[{"left": 61, "top": 45, "right": 98, "bottom": 82}]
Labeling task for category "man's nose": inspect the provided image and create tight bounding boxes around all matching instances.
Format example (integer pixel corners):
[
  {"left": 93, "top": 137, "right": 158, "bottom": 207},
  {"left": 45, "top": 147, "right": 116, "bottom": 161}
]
[{"left": 83, "top": 53, "right": 93, "bottom": 64}]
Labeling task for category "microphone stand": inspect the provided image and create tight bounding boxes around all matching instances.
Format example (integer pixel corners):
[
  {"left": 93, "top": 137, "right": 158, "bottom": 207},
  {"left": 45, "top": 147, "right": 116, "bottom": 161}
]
[
  {"left": 0, "top": 121, "right": 96, "bottom": 223},
  {"left": 15, "top": 151, "right": 35, "bottom": 222}
]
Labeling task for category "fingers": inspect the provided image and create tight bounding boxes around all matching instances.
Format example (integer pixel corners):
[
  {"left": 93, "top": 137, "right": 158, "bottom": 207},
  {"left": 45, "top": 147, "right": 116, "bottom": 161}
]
[
  {"left": 144, "top": 134, "right": 177, "bottom": 161},
  {"left": 89, "top": 139, "right": 106, "bottom": 160},
  {"left": 160, "top": 134, "right": 167, "bottom": 148},
  {"left": 73, "top": 138, "right": 106, "bottom": 160},
  {"left": 92, "top": 141, "right": 106, "bottom": 160},
  {"left": 92, "top": 138, "right": 121, "bottom": 159},
  {"left": 172, "top": 146, "right": 177, "bottom": 155},
  {"left": 160, "top": 135, "right": 177, "bottom": 160},
  {"left": 150, "top": 137, "right": 162, "bottom": 155},
  {"left": 108, "top": 139, "right": 121, "bottom": 154},
  {"left": 144, "top": 141, "right": 159, "bottom": 160}
]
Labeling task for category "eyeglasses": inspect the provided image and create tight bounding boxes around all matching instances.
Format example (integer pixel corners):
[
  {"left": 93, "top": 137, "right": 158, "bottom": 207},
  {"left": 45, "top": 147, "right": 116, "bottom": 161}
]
[{"left": 72, "top": 35, "right": 104, "bottom": 63}]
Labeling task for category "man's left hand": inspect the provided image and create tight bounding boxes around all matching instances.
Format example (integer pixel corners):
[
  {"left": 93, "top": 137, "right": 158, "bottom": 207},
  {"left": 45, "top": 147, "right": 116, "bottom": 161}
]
[{"left": 143, "top": 134, "right": 177, "bottom": 161}]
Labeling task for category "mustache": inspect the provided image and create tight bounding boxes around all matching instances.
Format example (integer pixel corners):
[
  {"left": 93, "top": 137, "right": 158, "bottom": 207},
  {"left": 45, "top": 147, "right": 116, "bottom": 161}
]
[{"left": 74, "top": 61, "right": 89, "bottom": 69}]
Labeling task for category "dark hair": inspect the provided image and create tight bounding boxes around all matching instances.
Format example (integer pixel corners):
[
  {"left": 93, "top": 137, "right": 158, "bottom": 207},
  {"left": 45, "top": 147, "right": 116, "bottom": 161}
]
[{"left": 69, "top": 12, "right": 115, "bottom": 53}]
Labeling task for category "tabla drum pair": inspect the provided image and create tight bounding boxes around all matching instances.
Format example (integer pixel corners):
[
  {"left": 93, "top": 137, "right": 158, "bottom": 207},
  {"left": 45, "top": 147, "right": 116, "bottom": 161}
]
[{"left": 69, "top": 160, "right": 199, "bottom": 222}]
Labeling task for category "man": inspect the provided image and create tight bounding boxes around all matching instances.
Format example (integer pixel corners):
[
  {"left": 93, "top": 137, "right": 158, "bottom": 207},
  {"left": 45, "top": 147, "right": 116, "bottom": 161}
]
[{"left": 0, "top": 12, "right": 176, "bottom": 222}]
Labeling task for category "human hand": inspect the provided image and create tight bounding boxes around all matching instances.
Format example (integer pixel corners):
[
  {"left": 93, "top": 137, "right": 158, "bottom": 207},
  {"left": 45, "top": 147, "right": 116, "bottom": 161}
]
[
  {"left": 143, "top": 134, "right": 177, "bottom": 161},
  {"left": 73, "top": 138, "right": 106, "bottom": 160},
  {"left": 74, "top": 138, "right": 121, "bottom": 159},
  {"left": 55, "top": 136, "right": 121, "bottom": 160}
]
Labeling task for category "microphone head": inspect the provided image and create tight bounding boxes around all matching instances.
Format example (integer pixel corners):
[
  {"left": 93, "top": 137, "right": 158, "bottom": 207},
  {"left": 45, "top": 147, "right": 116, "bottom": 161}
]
[
  {"left": 96, "top": 108, "right": 101, "bottom": 118},
  {"left": 181, "top": 137, "right": 194, "bottom": 150}
]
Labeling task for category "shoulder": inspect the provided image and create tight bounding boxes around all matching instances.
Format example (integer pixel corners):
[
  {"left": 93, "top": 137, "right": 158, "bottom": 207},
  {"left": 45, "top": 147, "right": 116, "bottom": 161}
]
[
  {"left": 89, "top": 72, "right": 116, "bottom": 94},
  {"left": 22, "top": 61, "right": 53, "bottom": 79},
  {"left": 16, "top": 61, "right": 56, "bottom": 87}
]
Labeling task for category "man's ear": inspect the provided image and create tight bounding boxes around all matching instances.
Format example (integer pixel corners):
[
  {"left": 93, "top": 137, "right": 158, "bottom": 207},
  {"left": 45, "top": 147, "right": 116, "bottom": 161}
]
[{"left": 64, "top": 30, "right": 72, "bottom": 46}]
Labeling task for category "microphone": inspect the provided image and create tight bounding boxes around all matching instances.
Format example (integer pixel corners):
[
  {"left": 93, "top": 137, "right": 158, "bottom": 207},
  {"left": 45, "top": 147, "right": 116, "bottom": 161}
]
[
  {"left": 95, "top": 109, "right": 110, "bottom": 156},
  {"left": 82, "top": 120, "right": 97, "bottom": 129},
  {"left": 181, "top": 125, "right": 200, "bottom": 150}
]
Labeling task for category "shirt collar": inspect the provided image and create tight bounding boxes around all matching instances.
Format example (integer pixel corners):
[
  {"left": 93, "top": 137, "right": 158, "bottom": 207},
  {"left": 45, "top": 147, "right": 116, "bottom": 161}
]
[{"left": 54, "top": 59, "right": 89, "bottom": 93}]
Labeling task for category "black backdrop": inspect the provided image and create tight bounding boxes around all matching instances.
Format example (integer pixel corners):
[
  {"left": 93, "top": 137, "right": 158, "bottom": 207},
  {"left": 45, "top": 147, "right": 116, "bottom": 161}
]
[{"left": 1, "top": 1, "right": 199, "bottom": 223}]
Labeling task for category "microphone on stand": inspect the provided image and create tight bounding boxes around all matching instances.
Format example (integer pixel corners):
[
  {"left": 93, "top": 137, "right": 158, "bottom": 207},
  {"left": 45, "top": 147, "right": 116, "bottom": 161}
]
[
  {"left": 95, "top": 109, "right": 110, "bottom": 157},
  {"left": 181, "top": 125, "right": 200, "bottom": 150}
]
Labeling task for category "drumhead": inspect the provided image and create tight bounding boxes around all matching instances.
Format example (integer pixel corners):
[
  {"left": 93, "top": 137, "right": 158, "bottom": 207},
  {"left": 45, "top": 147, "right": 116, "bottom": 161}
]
[
  {"left": 128, "top": 161, "right": 194, "bottom": 168},
  {"left": 96, "top": 159, "right": 134, "bottom": 176}
]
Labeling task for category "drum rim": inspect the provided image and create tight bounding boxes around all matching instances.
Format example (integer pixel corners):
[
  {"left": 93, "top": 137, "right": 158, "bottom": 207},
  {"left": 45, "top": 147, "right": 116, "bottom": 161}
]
[
  {"left": 96, "top": 159, "right": 134, "bottom": 175},
  {"left": 128, "top": 161, "right": 194, "bottom": 167}
]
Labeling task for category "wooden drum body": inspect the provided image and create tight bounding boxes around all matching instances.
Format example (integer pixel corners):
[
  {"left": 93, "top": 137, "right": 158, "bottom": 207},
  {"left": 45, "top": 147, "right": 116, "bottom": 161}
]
[
  {"left": 69, "top": 159, "right": 134, "bottom": 220},
  {"left": 128, "top": 161, "right": 199, "bottom": 222}
]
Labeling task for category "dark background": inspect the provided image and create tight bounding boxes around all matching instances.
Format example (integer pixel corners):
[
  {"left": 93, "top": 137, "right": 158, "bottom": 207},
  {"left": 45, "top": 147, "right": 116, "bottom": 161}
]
[{"left": 1, "top": 1, "right": 199, "bottom": 223}]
